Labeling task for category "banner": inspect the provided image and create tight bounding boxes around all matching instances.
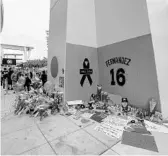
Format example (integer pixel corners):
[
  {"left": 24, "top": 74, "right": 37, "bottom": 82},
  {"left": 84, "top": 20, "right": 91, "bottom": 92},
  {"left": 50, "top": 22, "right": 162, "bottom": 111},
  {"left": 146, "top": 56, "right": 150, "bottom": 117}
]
[{"left": 2, "top": 58, "right": 16, "bottom": 65}]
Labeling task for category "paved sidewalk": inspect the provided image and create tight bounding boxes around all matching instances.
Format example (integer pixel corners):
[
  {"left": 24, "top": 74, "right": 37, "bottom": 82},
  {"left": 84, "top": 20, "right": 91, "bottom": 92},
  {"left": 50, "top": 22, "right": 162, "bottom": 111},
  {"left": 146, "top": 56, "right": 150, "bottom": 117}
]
[
  {"left": 1, "top": 87, "right": 16, "bottom": 119},
  {"left": 1, "top": 87, "right": 168, "bottom": 155}
]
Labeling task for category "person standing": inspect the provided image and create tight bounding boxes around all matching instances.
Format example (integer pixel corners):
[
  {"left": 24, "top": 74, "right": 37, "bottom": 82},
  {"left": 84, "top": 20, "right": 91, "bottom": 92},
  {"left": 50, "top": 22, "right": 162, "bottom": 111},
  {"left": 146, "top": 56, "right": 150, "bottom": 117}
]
[
  {"left": 17, "top": 73, "right": 25, "bottom": 92},
  {"left": 29, "top": 70, "right": 33, "bottom": 79},
  {"left": 16, "top": 70, "right": 22, "bottom": 82},
  {"left": 2, "top": 68, "right": 7, "bottom": 89},
  {"left": 24, "top": 73, "right": 31, "bottom": 92},
  {"left": 3, "top": 69, "right": 9, "bottom": 95},
  {"left": 11, "top": 69, "right": 18, "bottom": 93},
  {"left": 7, "top": 68, "right": 13, "bottom": 90},
  {"left": 1, "top": 69, "right": 4, "bottom": 87},
  {"left": 41, "top": 70, "right": 47, "bottom": 86},
  {"left": 32, "top": 68, "right": 36, "bottom": 79}
]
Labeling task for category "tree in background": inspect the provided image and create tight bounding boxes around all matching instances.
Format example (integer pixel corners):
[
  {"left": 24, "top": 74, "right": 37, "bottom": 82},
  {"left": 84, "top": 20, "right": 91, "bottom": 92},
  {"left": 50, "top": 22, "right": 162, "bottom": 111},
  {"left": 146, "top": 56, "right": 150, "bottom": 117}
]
[{"left": 17, "top": 57, "right": 47, "bottom": 68}]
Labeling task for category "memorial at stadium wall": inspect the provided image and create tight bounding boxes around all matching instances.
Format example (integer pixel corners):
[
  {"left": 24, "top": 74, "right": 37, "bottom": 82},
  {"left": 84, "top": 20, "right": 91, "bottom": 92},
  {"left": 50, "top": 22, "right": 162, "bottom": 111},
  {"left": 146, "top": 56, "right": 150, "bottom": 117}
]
[{"left": 48, "top": 0, "right": 167, "bottom": 118}]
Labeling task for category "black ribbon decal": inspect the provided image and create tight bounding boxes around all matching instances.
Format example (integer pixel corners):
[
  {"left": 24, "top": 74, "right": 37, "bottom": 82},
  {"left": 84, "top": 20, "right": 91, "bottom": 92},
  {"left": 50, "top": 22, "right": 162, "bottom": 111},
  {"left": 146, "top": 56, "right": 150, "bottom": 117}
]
[{"left": 80, "top": 58, "right": 93, "bottom": 87}]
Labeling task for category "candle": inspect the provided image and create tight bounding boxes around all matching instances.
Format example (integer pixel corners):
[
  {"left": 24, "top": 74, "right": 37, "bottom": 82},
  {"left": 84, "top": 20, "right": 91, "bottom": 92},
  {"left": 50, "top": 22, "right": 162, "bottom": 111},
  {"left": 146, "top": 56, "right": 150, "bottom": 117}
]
[
  {"left": 97, "top": 85, "right": 102, "bottom": 101},
  {"left": 101, "top": 91, "right": 104, "bottom": 102},
  {"left": 149, "top": 98, "right": 157, "bottom": 113},
  {"left": 104, "top": 92, "right": 108, "bottom": 103}
]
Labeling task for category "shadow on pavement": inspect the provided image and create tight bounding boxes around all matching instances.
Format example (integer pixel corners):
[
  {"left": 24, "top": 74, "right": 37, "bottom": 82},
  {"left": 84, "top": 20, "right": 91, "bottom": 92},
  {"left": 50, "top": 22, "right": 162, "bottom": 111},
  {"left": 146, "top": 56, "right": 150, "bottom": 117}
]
[{"left": 121, "top": 125, "right": 159, "bottom": 152}]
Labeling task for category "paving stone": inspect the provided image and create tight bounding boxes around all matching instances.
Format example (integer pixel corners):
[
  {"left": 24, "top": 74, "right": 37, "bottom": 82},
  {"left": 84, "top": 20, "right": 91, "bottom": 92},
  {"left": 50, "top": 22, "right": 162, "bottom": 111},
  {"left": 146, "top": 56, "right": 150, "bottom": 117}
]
[
  {"left": 1, "top": 115, "right": 36, "bottom": 136},
  {"left": 1, "top": 89, "right": 16, "bottom": 121},
  {"left": 37, "top": 114, "right": 80, "bottom": 142},
  {"left": 151, "top": 131, "right": 168, "bottom": 155},
  {"left": 101, "top": 149, "right": 119, "bottom": 155},
  {"left": 66, "top": 114, "right": 96, "bottom": 128},
  {"left": 118, "top": 131, "right": 168, "bottom": 155},
  {"left": 1, "top": 126, "right": 47, "bottom": 155},
  {"left": 20, "top": 143, "right": 55, "bottom": 155},
  {"left": 50, "top": 129, "right": 108, "bottom": 155},
  {"left": 1, "top": 93, "right": 15, "bottom": 113},
  {"left": 111, "top": 141, "right": 159, "bottom": 155},
  {"left": 84, "top": 123, "right": 120, "bottom": 148},
  {"left": 1, "top": 111, "right": 16, "bottom": 121},
  {"left": 122, "top": 129, "right": 159, "bottom": 152}
]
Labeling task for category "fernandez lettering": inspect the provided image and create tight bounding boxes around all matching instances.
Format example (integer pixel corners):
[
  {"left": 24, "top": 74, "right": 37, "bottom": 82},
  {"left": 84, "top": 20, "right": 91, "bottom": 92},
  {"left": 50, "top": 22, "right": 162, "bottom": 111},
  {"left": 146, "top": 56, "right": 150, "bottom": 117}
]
[
  {"left": 80, "top": 58, "right": 93, "bottom": 87},
  {"left": 105, "top": 57, "right": 131, "bottom": 67}
]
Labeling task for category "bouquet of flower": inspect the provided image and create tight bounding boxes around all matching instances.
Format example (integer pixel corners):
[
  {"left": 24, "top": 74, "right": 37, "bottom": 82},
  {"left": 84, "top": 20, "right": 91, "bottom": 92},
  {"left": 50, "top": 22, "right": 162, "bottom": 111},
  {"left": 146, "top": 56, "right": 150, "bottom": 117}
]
[
  {"left": 44, "top": 81, "right": 55, "bottom": 95},
  {"left": 13, "top": 87, "right": 63, "bottom": 120}
]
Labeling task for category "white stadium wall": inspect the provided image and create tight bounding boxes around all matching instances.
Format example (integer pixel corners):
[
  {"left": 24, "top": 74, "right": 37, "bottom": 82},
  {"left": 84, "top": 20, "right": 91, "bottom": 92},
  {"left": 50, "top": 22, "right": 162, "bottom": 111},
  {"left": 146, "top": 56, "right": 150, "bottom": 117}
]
[
  {"left": 94, "top": 0, "right": 150, "bottom": 47},
  {"left": 66, "top": 0, "right": 97, "bottom": 47},
  {"left": 147, "top": 0, "right": 168, "bottom": 118},
  {"left": 48, "top": 0, "right": 167, "bottom": 118}
]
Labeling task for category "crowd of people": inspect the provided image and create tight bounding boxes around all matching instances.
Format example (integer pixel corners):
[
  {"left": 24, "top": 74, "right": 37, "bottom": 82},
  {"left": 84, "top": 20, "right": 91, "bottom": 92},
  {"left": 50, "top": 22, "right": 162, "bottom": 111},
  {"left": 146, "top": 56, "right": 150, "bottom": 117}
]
[{"left": 1, "top": 67, "right": 47, "bottom": 95}]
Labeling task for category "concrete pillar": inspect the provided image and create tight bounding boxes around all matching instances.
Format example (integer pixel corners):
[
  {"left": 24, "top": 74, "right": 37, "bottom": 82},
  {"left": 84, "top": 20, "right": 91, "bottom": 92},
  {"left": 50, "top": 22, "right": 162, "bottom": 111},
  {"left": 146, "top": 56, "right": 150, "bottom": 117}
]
[
  {"left": 23, "top": 47, "right": 28, "bottom": 62},
  {"left": 47, "top": 0, "right": 67, "bottom": 93},
  {"left": 27, "top": 50, "right": 31, "bottom": 60},
  {"left": 147, "top": 0, "right": 168, "bottom": 119}
]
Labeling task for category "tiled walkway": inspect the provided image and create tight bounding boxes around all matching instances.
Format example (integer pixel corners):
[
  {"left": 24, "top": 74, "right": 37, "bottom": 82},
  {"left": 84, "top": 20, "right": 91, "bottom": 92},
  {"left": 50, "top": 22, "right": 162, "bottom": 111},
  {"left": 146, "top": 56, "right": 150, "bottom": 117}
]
[{"left": 1, "top": 87, "right": 168, "bottom": 155}]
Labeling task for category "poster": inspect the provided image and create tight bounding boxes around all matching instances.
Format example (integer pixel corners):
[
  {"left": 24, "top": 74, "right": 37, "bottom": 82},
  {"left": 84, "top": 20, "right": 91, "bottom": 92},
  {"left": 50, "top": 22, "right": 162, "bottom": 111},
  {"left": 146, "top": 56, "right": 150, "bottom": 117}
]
[
  {"left": 2, "top": 58, "right": 16, "bottom": 65},
  {"left": 81, "top": 113, "right": 93, "bottom": 119},
  {"left": 94, "top": 116, "right": 128, "bottom": 138},
  {"left": 104, "top": 116, "right": 128, "bottom": 127},
  {"left": 94, "top": 123, "right": 123, "bottom": 139},
  {"left": 59, "top": 76, "right": 64, "bottom": 88},
  {"left": 144, "top": 120, "right": 168, "bottom": 133},
  {"left": 90, "top": 112, "right": 107, "bottom": 123}
]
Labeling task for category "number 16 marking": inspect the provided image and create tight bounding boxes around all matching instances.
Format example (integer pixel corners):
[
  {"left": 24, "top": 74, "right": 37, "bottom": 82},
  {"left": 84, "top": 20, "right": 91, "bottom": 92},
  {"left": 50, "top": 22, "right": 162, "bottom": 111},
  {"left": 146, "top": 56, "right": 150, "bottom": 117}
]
[{"left": 110, "top": 68, "right": 126, "bottom": 86}]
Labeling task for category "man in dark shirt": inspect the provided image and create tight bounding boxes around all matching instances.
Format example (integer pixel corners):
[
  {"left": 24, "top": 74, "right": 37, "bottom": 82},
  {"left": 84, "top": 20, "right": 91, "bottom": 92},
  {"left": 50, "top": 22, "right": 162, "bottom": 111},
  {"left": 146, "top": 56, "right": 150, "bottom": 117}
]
[
  {"left": 1, "top": 70, "right": 4, "bottom": 86},
  {"left": 41, "top": 70, "right": 47, "bottom": 86},
  {"left": 8, "top": 68, "right": 13, "bottom": 90},
  {"left": 29, "top": 71, "right": 33, "bottom": 79},
  {"left": 3, "top": 69, "right": 9, "bottom": 94},
  {"left": 2, "top": 68, "right": 8, "bottom": 89},
  {"left": 11, "top": 69, "right": 18, "bottom": 93},
  {"left": 24, "top": 74, "right": 31, "bottom": 92}
]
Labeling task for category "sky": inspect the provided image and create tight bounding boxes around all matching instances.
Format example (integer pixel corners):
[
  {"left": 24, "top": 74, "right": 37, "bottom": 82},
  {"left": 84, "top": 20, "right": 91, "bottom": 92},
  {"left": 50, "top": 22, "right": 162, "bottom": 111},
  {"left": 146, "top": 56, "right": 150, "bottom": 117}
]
[
  {"left": 146, "top": 0, "right": 168, "bottom": 37},
  {"left": 1, "top": 0, "right": 50, "bottom": 59}
]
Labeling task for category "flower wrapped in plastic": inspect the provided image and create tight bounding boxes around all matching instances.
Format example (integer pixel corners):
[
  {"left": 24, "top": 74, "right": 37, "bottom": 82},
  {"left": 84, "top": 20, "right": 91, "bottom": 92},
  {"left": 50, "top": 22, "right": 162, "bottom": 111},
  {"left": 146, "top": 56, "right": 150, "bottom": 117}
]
[
  {"left": 44, "top": 81, "right": 55, "bottom": 95},
  {"left": 15, "top": 82, "right": 25, "bottom": 92},
  {"left": 13, "top": 84, "right": 65, "bottom": 120},
  {"left": 30, "top": 103, "right": 50, "bottom": 120},
  {"left": 50, "top": 99, "right": 60, "bottom": 115},
  {"left": 14, "top": 98, "right": 27, "bottom": 115}
]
